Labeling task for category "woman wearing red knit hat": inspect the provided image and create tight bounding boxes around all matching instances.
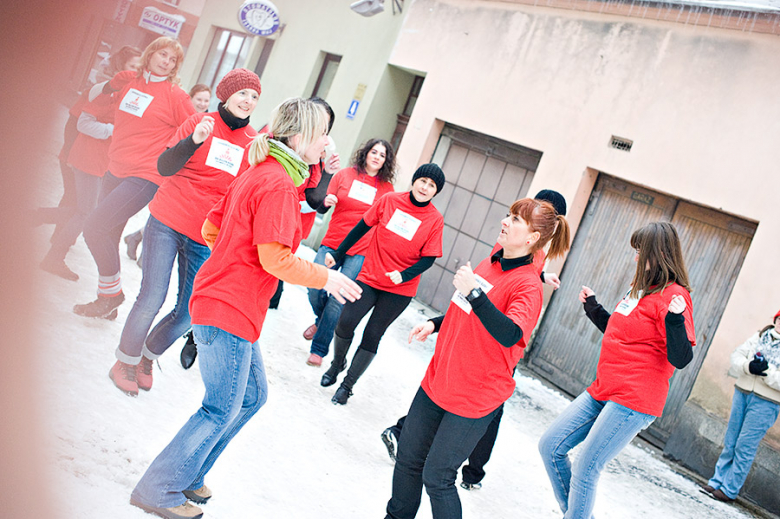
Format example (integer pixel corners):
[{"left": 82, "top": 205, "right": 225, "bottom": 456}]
[
  {"left": 109, "top": 68, "right": 261, "bottom": 396},
  {"left": 75, "top": 37, "right": 196, "bottom": 318}
]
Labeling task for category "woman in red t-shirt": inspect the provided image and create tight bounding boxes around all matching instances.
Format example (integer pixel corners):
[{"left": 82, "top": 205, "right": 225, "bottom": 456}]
[
  {"left": 129, "top": 98, "right": 362, "bottom": 518},
  {"left": 321, "top": 164, "right": 445, "bottom": 405},
  {"left": 539, "top": 221, "right": 695, "bottom": 519},
  {"left": 39, "top": 46, "right": 142, "bottom": 282},
  {"left": 385, "top": 198, "right": 570, "bottom": 519},
  {"left": 303, "top": 138, "right": 396, "bottom": 367},
  {"left": 108, "top": 68, "right": 262, "bottom": 396},
  {"left": 75, "top": 37, "right": 196, "bottom": 319}
]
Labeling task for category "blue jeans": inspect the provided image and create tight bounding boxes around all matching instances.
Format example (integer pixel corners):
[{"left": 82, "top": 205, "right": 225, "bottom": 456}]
[
  {"left": 708, "top": 388, "right": 780, "bottom": 499},
  {"left": 306, "top": 245, "right": 364, "bottom": 357},
  {"left": 386, "top": 387, "right": 499, "bottom": 519},
  {"left": 116, "top": 216, "right": 211, "bottom": 363},
  {"left": 83, "top": 172, "right": 158, "bottom": 277},
  {"left": 47, "top": 168, "right": 102, "bottom": 260},
  {"left": 131, "top": 325, "right": 268, "bottom": 508},
  {"left": 538, "top": 392, "right": 655, "bottom": 519}
]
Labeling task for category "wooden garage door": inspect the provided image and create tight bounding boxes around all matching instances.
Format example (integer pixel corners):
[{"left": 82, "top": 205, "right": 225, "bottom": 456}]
[
  {"left": 416, "top": 126, "right": 541, "bottom": 312},
  {"left": 526, "top": 175, "right": 756, "bottom": 446}
]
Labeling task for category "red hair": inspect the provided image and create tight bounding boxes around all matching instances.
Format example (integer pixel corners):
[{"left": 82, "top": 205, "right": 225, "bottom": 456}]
[{"left": 509, "top": 198, "right": 571, "bottom": 260}]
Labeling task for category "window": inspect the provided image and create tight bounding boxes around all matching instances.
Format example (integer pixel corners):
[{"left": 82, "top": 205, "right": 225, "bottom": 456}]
[
  {"left": 253, "top": 38, "right": 275, "bottom": 80},
  {"left": 198, "top": 28, "right": 253, "bottom": 111},
  {"left": 402, "top": 75, "right": 424, "bottom": 116},
  {"left": 311, "top": 53, "right": 341, "bottom": 99}
]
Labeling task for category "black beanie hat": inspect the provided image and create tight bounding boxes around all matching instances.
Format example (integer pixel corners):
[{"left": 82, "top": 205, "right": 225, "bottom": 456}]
[
  {"left": 535, "top": 189, "right": 567, "bottom": 217},
  {"left": 412, "top": 163, "right": 446, "bottom": 196}
]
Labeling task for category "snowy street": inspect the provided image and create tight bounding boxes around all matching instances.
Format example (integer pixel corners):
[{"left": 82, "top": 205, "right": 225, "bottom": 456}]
[{"left": 33, "top": 109, "right": 760, "bottom": 519}]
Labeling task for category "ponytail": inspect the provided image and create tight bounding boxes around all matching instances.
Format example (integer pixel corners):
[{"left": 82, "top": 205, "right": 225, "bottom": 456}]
[
  {"left": 546, "top": 214, "right": 571, "bottom": 260},
  {"left": 248, "top": 133, "right": 271, "bottom": 166}
]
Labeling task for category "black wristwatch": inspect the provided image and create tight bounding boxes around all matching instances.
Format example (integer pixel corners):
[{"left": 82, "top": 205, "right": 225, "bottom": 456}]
[{"left": 465, "top": 287, "right": 483, "bottom": 303}]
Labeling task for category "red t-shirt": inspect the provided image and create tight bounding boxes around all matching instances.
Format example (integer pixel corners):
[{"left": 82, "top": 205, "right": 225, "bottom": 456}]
[
  {"left": 108, "top": 71, "right": 195, "bottom": 185},
  {"left": 422, "top": 256, "right": 544, "bottom": 418},
  {"left": 148, "top": 112, "right": 258, "bottom": 244},
  {"left": 587, "top": 283, "right": 696, "bottom": 417},
  {"left": 320, "top": 167, "right": 395, "bottom": 256},
  {"left": 67, "top": 94, "right": 115, "bottom": 177},
  {"left": 189, "top": 157, "right": 302, "bottom": 342},
  {"left": 358, "top": 191, "right": 443, "bottom": 296}
]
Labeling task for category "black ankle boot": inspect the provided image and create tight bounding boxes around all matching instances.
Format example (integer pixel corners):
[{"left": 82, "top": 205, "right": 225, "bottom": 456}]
[
  {"left": 180, "top": 331, "right": 198, "bottom": 369},
  {"left": 332, "top": 349, "right": 376, "bottom": 405},
  {"left": 321, "top": 334, "right": 351, "bottom": 387}
]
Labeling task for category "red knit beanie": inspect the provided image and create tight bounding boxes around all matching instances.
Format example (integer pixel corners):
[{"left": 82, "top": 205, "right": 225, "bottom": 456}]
[
  {"left": 216, "top": 68, "right": 261, "bottom": 102},
  {"left": 775, "top": 309, "right": 780, "bottom": 321}
]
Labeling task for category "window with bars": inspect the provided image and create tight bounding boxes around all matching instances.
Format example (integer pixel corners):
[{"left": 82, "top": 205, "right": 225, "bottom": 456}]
[
  {"left": 198, "top": 28, "right": 253, "bottom": 111},
  {"left": 610, "top": 135, "right": 633, "bottom": 152}
]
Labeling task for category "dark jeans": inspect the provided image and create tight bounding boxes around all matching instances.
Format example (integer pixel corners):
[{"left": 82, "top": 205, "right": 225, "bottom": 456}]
[
  {"left": 46, "top": 168, "right": 102, "bottom": 260},
  {"left": 386, "top": 387, "right": 499, "bottom": 519},
  {"left": 83, "top": 172, "right": 158, "bottom": 277},
  {"left": 335, "top": 281, "right": 412, "bottom": 355}
]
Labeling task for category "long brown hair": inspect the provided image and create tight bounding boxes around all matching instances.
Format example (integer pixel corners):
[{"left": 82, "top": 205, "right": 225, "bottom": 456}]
[
  {"left": 138, "top": 37, "right": 184, "bottom": 84},
  {"left": 629, "top": 222, "right": 691, "bottom": 299},
  {"left": 509, "top": 198, "right": 571, "bottom": 260},
  {"left": 352, "top": 138, "right": 396, "bottom": 184}
]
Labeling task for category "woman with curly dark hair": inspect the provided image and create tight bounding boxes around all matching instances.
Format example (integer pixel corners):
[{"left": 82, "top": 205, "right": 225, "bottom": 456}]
[{"left": 302, "top": 139, "right": 396, "bottom": 367}]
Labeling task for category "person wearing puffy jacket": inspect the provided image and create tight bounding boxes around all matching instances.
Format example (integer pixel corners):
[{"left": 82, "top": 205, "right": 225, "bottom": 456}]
[{"left": 700, "top": 310, "right": 780, "bottom": 503}]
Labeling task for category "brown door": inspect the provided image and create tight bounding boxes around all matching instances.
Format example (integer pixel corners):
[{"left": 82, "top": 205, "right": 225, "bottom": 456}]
[
  {"left": 416, "top": 125, "right": 541, "bottom": 312},
  {"left": 526, "top": 175, "right": 756, "bottom": 446}
]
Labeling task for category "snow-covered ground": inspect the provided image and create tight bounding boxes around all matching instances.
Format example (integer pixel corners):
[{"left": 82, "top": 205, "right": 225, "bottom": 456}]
[{"left": 33, "top": 108, "right": 759, "bottom": 519}]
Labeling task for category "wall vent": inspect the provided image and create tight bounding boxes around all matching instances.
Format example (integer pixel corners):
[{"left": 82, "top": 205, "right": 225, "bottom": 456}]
[{"left": 609, "top": 136, "right": 633, "bottom": 152}]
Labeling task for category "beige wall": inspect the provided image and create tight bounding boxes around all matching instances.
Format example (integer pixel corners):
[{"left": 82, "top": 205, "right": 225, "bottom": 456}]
[
  {"left": 179, "top": 0, "right": 409, "bottom": 162},
  {"left": 389, "top": 0, "right": 780, "bottom": 441}
]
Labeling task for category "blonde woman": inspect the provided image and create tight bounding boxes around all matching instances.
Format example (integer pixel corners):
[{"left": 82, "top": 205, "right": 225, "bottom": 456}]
[
  {"left": 75, "top": 36, "right": 195, "bottom": 319},
  {"left": 129, "top": 98, "right": 361, "bottom": 519}
]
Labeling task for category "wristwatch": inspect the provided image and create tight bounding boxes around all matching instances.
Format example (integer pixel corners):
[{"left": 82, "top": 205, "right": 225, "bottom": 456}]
[{"left": 465, "top": 287, "right": 483, "bottom": 303}]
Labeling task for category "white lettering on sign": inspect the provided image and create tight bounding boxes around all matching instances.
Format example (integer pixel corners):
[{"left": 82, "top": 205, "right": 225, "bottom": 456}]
[{"left": 138, "top": 7, "right": 185, "bottom": 38}]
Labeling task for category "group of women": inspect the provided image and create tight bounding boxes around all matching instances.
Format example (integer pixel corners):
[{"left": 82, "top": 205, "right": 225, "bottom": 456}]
[{"left": 39, "top": 36, "right": 718, "bottom": 519}]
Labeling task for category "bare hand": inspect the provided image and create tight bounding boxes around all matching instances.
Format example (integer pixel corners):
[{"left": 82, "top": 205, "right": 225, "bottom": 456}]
[
  {"left": 408, "top": 321, "right": 435, "bottom": 344},
  {"left": 323, "top": 269, "right": 362, "bottom": 304},
  {"left": 386, "top": 270, "right": 403, "bottom": 285},
  {"left": 453, "top": 262, "right": 478, "bottom": 296},
  {"left": 323, "top": 194, "right": 338, "bottom": 208},
  {"left": 324, "top": 252, "right": 336, "bottom": 268},
  {"left": 544, "top": 272, "right": 561, "bottom": 290},
  {"left": 579, "top": 286, "right": 594, "bottom": 303},
  {"left": 192, "top": 115, "right": 215, "bottom": 144},
  {"left": 668, "top": 294, "right": 686, "bottom": 314},
  {"left": 324, "top": 152, "right": 341, "bottom": 174}
]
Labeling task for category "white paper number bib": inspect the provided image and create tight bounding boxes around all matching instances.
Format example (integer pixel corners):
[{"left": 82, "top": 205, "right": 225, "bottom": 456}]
[
  {"left": 205, "top": 137, "right": 245, "bottom": 176},
  {"left": 347, "top": 180, "right": 377, "bottom": 205},
  {"left": 614, "top": 288, "right": 642, "bottom": 316},
  {"left": 386, "top": 209, "right": 421, "bottom": 241},
  {"left": 119, "top": 89, "right": 154, "bottom": 118},
  {"left": 451, "top": 274, "right": 494, "bottom": 314}
]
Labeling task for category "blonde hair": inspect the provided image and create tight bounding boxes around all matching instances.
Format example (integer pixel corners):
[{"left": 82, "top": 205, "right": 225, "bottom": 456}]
[
  {"left": 139, "top": 37, "right": 184, "bottom": 84},
  {"left": 248, "top": 98, "right": 327, "bottom": 166}
]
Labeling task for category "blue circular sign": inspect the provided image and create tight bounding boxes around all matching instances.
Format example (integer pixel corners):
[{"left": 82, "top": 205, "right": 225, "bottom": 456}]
[{"left": 238, "top": 1, "right": 280, "bottom": 36}]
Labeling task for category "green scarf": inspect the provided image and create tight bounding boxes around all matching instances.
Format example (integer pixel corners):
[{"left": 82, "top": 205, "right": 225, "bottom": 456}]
[{"left": 267, "top": 139, "right": 309, "bottom": 187}]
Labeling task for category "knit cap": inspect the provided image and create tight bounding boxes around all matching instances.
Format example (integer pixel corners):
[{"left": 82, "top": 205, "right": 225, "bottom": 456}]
[
  {"left": 216, "top": 68, "right": 261, "bottom": 102},
  {"left": 775, "top": 309, "right": 780, "bottom": 321},
  {"left": 535, "top": 189, "right": 567, "bottom": 217},
  {"left": 412, "top": 163, "right": 446, "bottom": 196}
]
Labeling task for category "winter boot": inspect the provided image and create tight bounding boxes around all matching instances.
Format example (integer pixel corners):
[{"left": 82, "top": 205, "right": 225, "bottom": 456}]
[
  {"left": 74, "top": 292, "right": 125, "bottom": 319},
  {"left": 381, "top": 427, "right": 398, "bottom": 462},
  {"left": 40, "top": 252, "right": 79, "bottom": 281},
  {"left": 136, "top": 356, "right": 154, "bottom": 391},
  {"left": 180, "top": 331, "right": 197, "bottom": 369},
  {"left": 124, "top": 230, "right": 143, "bottom": 261},
  {"left": 332, "top": 349, "right": 376, "bottom": 405},
  {"left": 130, "top": 498, "right": 203, "bottom": 519},
  {"left": 320, "top": 334, "right": 351, "bottom": 387},
  {"left": 183, "top": 485, "right": 212, "bottom": 504},
  {"left": 109, "top": 360, "right": 139, "bottom": 396}
]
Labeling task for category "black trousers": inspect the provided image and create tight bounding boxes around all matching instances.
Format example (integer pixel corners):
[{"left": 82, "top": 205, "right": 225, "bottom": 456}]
[
  {"left": 390, "top": 403, "right": 504, "bottom": 486},
  {"left": 335, "top": 281, "right": 412, "bottom": 354}
]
